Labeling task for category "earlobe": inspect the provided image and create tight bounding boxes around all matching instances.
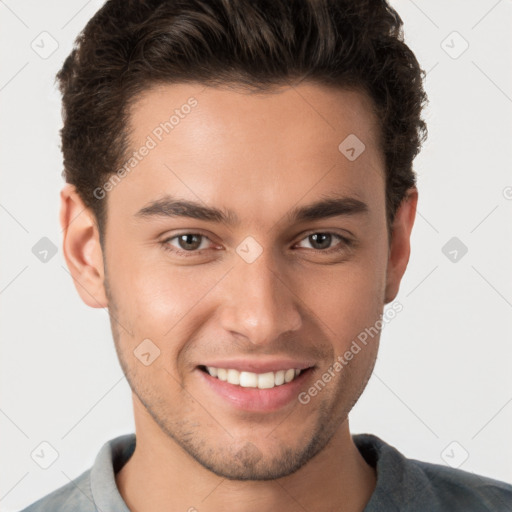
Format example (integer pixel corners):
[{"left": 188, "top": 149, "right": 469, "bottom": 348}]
[
  {"left": 60, "top": 184, "right": 108, "bottom": 308},
  {"left": 384, "top": 187, "right": 418, "bottom": 304}
]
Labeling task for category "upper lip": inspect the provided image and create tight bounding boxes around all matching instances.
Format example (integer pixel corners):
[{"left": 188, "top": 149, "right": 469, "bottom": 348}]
[{"left": 199, "top": 359, "right": 315, "bottom": 373}]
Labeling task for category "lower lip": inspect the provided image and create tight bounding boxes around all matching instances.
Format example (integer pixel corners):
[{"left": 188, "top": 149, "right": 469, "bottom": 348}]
[{"left": 197, "top": 368, "right": 313, "bottom": 412}]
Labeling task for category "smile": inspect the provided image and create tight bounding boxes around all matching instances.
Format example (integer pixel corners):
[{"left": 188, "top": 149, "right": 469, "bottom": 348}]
[{"left": 202, "top": 366, "right": 302, "bottom": 389}]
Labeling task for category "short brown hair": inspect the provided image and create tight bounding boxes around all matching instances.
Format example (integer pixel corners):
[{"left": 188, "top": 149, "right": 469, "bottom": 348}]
[{"left": 57, "top": 0, "right": 427, "bottom": 243}]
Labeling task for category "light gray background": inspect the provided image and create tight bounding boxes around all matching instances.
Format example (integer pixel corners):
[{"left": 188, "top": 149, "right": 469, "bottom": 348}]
[{"left": 1, "top": 0, "right": 511, "bottom": 510}]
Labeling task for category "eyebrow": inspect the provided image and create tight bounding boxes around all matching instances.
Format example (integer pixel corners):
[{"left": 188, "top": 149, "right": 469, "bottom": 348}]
[{"left": 134, "top": 194, "right": 369, "bottom": 225}]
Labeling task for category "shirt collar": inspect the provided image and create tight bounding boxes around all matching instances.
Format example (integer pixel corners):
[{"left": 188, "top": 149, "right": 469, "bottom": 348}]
[
  {"left": 89, "top": 432, "right": 406, "bottom": 511},
  {"left": 90, "top": 433, "right": 135, "bottom": 512}
]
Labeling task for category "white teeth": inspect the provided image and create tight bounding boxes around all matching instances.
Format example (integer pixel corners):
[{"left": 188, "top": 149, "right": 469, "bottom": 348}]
[
  {"left": 274, "top": 370, "right": 285, "bottom": 386},
  {"left": 258, "top": 372, "right": 275, "bottom": 389},
  {"left": 227, "top": 369, "right": 240, "bottom": 385},
  {"left": 239, "top": 371, "right": 258, "bottom": 387},
  {"left": 284, "top": 368, "right": 296, "bottom": 383},
  {"left": 205, "top": 366, "right": 304, "bottom": 388}
]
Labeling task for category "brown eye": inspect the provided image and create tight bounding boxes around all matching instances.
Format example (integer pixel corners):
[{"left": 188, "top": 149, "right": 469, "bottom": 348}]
[
  {"left": 296, "top": 232, "right": 350, "bottom": 252},
  {"left": 161, "top": 233, "right": 214, "bottom": 256},
  {"left": 176, "top": 233, "right": 203, "bottom": 251},
  {"left": 308, "top": 233, "right": 333, "bottom": 250}
]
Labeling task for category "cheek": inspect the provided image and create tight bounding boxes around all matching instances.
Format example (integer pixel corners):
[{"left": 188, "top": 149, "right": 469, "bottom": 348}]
[
  {"left": 294, "top": 256, "right": 387, "bottom": 341},
  {"left": 108, "top": 246, "right": 226, "bottom": 339}
]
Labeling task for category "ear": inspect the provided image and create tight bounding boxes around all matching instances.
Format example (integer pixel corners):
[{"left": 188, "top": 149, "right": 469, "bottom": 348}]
[
  {"left": 60, "top": 184, "right": 107, "bottom": 308},
  {"left": 384, "top": 187, "right": 418, "bottom": 304}
]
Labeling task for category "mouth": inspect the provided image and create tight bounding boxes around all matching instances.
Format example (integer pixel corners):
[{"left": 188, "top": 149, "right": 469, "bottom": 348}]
[
  {"left": 198, "top": 365, "right": 306, "bottom": 389},
  {"left": 196, "top": 364, "right": 315, "bottom": 412}
]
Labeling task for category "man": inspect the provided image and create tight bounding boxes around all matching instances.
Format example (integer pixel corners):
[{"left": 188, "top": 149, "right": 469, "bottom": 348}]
[{"left": 22, "top": 0, "right": 512, "bottom": 510}]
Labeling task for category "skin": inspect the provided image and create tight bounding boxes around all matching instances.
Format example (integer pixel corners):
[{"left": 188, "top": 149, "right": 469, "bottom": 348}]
[{"left": 60, "top": 82, "right": 417, "bottom": 512}]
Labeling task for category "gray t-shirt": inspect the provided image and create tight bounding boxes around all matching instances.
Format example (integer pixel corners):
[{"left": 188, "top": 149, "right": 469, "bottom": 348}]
[{"left": 20, "top": 433, "right": 512, "bottom": 511}]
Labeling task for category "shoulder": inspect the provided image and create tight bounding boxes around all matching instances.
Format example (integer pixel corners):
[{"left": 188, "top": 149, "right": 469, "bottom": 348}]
[
  {"left": 18, "top": 433, "right": 135, "bottom": 512},
  {"left": 354, "top": 433, "right": 512, "bottom": 512},
  {"left": 411, "top": 457, "right": 512, "bottom": 511},
  {"left": 18, "top": 469, "right": 95, "bottom": 512}
]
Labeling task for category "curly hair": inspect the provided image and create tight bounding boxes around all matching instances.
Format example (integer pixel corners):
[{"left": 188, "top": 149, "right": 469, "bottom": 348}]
[{"left": 56, "top": 0, "right": 427, "bottom": 243}]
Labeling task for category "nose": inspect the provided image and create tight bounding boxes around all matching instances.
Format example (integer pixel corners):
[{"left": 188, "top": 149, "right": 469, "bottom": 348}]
[{"left": 218, "top": 248, "right": 303, "bottom": 346}]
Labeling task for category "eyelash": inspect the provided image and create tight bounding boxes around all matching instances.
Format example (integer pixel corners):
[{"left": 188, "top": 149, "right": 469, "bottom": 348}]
[{"left": 160, "top": 231, "right": 353, "bottom": 258}]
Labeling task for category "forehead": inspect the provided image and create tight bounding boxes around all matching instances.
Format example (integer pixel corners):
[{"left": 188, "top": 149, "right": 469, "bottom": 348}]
[{"left": 109, "top": 82, "right": 385, "bottom": 227}]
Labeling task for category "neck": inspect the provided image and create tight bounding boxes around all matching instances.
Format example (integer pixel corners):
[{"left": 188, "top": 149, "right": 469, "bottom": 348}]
[{"left": 116, "top": 398, "right": 376, "bottom": 512}]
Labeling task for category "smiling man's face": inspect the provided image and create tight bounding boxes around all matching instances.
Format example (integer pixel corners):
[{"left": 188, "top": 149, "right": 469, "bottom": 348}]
[{"left": 63, "top": 81, "right": 416, "bottom": 481}]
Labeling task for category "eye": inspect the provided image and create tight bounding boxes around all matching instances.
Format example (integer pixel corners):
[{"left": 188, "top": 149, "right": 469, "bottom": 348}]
[
  {"left": 160, "top": 231, "right": 353, "bottom": 258},
  {"left": 161, "top": 233, "right": 215, "bottom": 256},
  {"left": 295, "top": 232, "right": 352, "bottom": 253}
]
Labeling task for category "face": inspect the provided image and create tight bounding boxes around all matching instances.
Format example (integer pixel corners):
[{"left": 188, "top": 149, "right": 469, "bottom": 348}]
[{"left": 67, "top": 82, "right": 414, "bottom": 480}]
